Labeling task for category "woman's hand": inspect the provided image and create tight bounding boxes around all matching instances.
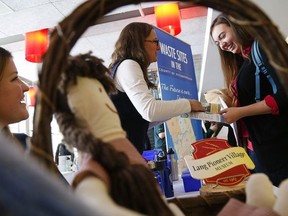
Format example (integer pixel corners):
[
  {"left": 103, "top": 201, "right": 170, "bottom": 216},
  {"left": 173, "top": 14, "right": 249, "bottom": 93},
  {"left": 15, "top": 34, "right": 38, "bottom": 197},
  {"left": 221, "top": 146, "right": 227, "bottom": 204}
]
[
  {"left": 219, "top": 101, "right": 273, "bottom": 124},
  {"left": 188, "top": 100, "right": 206, "bottom": 112},
  {"left": 219, "top": 107, "right": 243, "bottom": 124}
]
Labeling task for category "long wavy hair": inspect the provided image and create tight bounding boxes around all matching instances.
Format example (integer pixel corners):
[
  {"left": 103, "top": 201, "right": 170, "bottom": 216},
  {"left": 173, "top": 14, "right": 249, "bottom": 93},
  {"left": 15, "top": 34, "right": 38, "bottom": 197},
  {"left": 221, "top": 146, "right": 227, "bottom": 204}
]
[
  {"left": 210, "top": 14, "right": 253, "bottom": 106},
  {"left": 55, "top": 52, "right": 174, "bottom": 216},
  {"left": 0, "top": 47, "right": 12, "bottom": 80},
  {"left": 109, "top": 22, "right": 156, "bottom": 88}
]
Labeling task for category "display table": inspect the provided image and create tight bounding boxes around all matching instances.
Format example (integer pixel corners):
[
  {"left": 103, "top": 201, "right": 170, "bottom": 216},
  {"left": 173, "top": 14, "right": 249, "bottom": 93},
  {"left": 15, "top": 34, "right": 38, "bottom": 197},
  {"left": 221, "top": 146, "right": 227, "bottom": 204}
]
[{"left": 169, "top": 178, "right": 246, "bottom": 216}]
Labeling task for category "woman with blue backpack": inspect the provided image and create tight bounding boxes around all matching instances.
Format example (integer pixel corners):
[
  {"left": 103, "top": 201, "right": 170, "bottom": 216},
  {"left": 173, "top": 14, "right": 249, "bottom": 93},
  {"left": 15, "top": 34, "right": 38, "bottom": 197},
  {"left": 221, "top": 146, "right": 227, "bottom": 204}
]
[{"left": 210, "top": 13, "right": 288, "bottom": 187}]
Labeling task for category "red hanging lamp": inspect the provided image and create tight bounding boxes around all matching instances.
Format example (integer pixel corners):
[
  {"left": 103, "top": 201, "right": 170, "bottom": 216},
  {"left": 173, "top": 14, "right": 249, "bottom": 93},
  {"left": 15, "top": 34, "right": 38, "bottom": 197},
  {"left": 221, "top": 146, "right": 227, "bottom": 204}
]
[
  {"left": 154, "top": 2, "right": 181, "bottom": 36},
  {"left": 25, "top": 28, "right": 49, "bottom": 63}
]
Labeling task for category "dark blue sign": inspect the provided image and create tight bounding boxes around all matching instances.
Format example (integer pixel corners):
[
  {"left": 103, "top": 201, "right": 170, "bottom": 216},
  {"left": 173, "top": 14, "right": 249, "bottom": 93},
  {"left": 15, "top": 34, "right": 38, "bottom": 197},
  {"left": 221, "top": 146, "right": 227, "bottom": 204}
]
[{"left": 154, "top": 27, "right": 203, "bottom": 155}]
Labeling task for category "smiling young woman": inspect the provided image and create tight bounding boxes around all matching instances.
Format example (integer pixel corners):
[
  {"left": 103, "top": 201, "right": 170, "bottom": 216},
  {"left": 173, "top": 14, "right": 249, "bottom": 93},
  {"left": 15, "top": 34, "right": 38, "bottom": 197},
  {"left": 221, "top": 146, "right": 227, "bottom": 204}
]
[
  {"left": 210, "top": 14, "right": 288, "bottom": 187},
  {"left": 0, "top": 47, "right": 29, "bottom": 133}
]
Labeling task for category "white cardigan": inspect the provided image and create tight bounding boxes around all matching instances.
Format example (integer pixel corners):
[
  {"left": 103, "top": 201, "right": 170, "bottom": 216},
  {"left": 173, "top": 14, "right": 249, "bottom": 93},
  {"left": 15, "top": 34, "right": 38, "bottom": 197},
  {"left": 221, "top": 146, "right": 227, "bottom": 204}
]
[{"left": 114, "top": 59, "right": 191, "bottom": 122}]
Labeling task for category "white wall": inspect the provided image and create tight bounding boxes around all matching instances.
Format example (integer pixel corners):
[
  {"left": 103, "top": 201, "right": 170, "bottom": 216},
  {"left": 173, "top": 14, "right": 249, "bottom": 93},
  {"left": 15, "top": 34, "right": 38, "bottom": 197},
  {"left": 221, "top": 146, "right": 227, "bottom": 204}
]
[
  {"left": 252, "top": 0, "right": 288, "bottom": 37},
  {"left": 198, "top": 8, "right": 222, "bottom": 101}
]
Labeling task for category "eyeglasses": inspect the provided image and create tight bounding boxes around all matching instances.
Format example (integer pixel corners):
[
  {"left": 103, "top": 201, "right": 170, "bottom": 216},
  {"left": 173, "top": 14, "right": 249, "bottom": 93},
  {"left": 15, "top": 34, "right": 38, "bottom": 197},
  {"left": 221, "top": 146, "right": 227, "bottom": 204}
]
[{"left": 145, "top": 39, "right": 159, "bottom": 46}]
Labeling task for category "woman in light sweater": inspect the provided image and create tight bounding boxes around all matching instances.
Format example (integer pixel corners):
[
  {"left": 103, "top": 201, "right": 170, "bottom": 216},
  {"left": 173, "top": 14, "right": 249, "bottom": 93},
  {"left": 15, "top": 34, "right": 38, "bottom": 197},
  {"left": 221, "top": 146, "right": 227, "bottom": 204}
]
[{"left": 109, "top": 22, "right": 205, "bottom": 153}]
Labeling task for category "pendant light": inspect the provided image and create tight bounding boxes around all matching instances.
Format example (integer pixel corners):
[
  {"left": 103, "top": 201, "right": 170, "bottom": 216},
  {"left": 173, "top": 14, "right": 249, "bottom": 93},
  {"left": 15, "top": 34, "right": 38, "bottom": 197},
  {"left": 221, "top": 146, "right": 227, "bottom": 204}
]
[
  {"left": 25, "top": 28, "right": 49, "bottom": 63},
  {"left": 154, "top": 2, "right": 181, "bottom": 36}
]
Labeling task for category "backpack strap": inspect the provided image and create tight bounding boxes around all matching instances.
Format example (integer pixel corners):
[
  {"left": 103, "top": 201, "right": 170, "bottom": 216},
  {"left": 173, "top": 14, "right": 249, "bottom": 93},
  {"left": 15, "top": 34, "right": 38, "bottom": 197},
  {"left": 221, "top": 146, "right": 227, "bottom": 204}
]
[{"left": 251, "top": 41, "right": 277, "bottom": 102}]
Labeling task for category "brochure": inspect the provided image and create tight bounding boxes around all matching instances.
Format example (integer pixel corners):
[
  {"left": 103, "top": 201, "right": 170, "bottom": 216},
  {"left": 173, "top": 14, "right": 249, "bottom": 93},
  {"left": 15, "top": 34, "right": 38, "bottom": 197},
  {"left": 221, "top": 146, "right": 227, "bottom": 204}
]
[
  {"left": 181, "top": 112, "right": 224, "bottom": 122},
  {"left": 181, "top": 102, "right": 224, "bottom": 122}
]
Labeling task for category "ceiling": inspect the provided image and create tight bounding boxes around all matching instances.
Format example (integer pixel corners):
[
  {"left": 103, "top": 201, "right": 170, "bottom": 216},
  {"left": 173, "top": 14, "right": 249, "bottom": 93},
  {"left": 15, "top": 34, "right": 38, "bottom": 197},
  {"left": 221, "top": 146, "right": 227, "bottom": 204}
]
[
  {"left": 0, "top": 0, "right": 196, "bottom": 46},
  {"left": 0, "top": 0, "right": 84, "bottom": 43},
  {"left": 1, "top": 0, "right": 287, "bottom": 85},
  {"left": 1, "top": 0, "right": 287, "bottom": 46},
  {"left": 0, "top": 0, "right": 208, "bottom": 82}
]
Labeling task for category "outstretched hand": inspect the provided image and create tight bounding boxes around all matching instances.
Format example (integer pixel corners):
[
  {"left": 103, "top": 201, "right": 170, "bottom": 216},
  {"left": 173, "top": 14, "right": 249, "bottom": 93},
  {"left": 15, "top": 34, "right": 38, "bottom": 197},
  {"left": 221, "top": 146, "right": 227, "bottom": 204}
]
[{"left": 189, "top": 100, "right": 206, "bottom": 112}]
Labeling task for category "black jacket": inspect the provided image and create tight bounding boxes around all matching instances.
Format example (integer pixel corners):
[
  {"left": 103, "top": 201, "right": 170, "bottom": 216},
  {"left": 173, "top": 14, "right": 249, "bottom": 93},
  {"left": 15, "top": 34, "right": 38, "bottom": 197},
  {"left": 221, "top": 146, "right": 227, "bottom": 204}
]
[
  {"left": 236, "top": 42, "right": 288, "bottom": 175},
  {"left": 110, "top": 60, "right": 149, "bottom": 154}
]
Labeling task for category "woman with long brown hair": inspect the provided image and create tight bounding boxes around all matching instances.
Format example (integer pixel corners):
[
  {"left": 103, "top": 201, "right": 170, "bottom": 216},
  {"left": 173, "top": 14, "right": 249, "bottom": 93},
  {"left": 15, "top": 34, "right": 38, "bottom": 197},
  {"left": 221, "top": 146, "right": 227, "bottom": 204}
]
[
  {"left": 109, "top": 22, "right": 205, "bottom": 154},
  {"left": 210, "top": 14, "right": 288, "bottom": 187}
]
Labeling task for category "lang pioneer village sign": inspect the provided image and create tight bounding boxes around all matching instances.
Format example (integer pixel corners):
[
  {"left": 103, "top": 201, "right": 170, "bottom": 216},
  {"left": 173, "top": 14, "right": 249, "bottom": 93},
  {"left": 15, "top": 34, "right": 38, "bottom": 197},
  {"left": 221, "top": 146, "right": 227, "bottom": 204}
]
[{"left": 185, "top": 138, "right": 255, "bottom": 186}]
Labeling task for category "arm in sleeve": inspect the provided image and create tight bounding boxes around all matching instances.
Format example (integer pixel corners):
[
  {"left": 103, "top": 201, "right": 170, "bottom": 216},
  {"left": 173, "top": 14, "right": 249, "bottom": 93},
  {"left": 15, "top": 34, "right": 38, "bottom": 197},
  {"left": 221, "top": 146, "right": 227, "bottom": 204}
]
[
  {"left": 115, "top": 60, "right": 191, "bottom": 122},
  {"left": 259, "top": 46, "right": 288, "bottom": 115}
]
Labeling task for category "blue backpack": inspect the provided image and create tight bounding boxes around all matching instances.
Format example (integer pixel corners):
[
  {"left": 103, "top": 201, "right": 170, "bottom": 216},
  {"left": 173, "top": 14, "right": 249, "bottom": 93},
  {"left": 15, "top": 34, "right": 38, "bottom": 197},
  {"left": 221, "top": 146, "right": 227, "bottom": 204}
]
[{"left": 251, "top": 40, "right": 277, "bottom": 102}]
